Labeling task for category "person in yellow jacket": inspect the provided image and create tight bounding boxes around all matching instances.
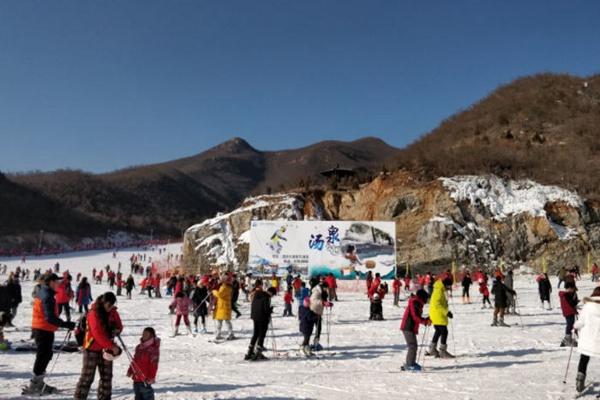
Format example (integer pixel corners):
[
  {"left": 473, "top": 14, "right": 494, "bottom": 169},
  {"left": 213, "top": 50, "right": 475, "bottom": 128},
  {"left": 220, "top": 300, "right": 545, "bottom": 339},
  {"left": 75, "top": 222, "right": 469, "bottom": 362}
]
[
  {"left": 212, "top": 274, "right": 234, "bottom": 341},
  {"left": 425, "top": 279, "right": 455, "bottom": 358}
]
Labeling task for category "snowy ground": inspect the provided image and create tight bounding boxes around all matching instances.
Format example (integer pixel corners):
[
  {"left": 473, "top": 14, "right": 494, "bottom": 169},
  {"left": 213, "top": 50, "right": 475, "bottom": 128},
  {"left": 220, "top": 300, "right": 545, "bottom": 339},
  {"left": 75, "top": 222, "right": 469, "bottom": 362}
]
[{"left": 0, "top": 245, "right": 597, "bottom": 399}]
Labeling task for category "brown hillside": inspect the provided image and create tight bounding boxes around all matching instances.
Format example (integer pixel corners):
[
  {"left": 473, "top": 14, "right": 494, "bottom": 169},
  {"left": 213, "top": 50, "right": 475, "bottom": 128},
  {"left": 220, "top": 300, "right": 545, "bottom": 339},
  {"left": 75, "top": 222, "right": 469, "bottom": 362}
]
[{"left": 397, "top": 73, "right": 600, "bottom": 198}]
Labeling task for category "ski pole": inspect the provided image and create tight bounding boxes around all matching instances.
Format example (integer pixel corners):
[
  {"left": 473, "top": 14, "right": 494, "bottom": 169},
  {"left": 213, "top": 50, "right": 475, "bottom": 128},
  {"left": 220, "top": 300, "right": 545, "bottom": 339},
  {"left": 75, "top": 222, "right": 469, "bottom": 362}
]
[
  {"left": 419, "top": 325, "right": 430, "bottom": 369},
  {"left": 563, "top": 337, "right": 574, "bottom": 384},
  {"left": 191, "top": 293, "right": 211, "bottom": 315},
  {"left": 269, "top": 320, "right": 278, "bottom": 357},
  {"left": 326, "top": 307, "right": 331, "bottom": 350},
  {"left": 117, "top": 335, "right": 150, "bottom": 387},
  {"left": 41, "top": 330, "right": 72, "bottom": 395}
]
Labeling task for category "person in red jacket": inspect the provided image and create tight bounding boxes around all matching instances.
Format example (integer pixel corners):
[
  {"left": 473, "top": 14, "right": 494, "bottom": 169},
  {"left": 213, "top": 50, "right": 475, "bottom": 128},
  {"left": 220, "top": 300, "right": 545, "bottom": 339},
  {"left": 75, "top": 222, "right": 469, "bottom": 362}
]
[
  {"left": 559, "top": 281, "right": 579, "bottom": 347},
  {"left": 127, "top": 327, "right": 160, "bottom": 400},
  {"left": 283, "top": 288, "right": 294, "bottom": 317},
  {"left": 368, "top": 273, "right": 382, "bottom": 299},
  {"left": 400, "top": 289, "right": 431, "bottom": 371},
  {"left": 74, "top": 292, "right": 123, "bottom": 400},
  {"left": 392, "top": 276, "right": 401, "bottom": 306},
  {"left": 55, "top": 274, "right": 74, "bottom": 322},
  {"left": 153, "top": 274, "right": 162, "bottom": 298}
]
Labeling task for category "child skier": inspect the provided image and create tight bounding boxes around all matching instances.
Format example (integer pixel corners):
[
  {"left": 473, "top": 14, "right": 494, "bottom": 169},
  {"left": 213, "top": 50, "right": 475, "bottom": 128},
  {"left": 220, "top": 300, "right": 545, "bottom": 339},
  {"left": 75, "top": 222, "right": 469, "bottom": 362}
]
[
  {"left": 212, "top": 274, "right": 235, "bottom": 341},
  {"left": 572, "top": 286, "right": 600, "bottom": 393},
  {"left": 559, "top": 281, "right": 579, "bottom": 347},
  {"left": 283, "top": 288, "right": 294, "bottom": 317},
  {"left": 370, "top": 293, "right": 384, "bottom": 320},
  {"left": 426, "top": 279, "right": 454, "bottom": 358},
  {"left": 127, "top": 327, "right": 160, "bottom": 400},
  {"left": 479, "top": 278, "right": 492, "bottom": 309},
  {"left": 191, "top": 279, "right": 209, "bottom": 334},
  {"left": 400, "top": 289, "right": 431, "bottom": 371},
  {"left": 169, "top": 291, "right": 194, "bottom": 337}
]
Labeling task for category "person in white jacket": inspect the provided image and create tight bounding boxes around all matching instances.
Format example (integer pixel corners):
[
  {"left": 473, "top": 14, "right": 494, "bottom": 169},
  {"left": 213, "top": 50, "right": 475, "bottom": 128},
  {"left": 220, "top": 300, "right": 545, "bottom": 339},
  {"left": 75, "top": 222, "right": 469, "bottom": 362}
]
[
  {"left": 573, "top": 287, "right": 600, "bottom": 393},
  {"left": 309, "top": 277, "right": 325, "bottom": 350}
]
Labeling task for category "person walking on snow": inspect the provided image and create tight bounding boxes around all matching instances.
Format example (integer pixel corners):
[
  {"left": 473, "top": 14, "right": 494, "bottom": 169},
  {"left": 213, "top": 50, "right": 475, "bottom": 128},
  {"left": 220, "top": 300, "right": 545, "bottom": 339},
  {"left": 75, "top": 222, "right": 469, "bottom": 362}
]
[
  {"left": 76, "top": 277, "right": 93, "bottom": 314},
  {"left": 212, "top": 274, "right": 235, "bottom": 341},
  {"left": 400, "top": 289, "right": 431, "bottom": 371},
  {"left": 426, "top": 279, "right": 455, "bottom": 358},
  {"left": 169, "top": 291, "right": 194, "bottom": 337}
]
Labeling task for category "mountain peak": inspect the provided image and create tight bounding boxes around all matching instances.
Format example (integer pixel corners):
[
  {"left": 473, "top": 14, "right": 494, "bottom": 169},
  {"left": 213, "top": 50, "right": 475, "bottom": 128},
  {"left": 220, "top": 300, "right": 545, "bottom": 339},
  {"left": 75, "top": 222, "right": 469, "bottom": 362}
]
[{"left": 211, "top": 137, "right": 257, "bottom": 154}]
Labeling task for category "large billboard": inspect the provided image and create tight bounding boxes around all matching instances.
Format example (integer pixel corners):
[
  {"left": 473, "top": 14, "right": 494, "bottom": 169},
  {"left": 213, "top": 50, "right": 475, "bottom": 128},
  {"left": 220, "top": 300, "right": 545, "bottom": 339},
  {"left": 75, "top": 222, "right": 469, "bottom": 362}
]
[{"left": 248, "top": 220, "right": 396, "bottom": 279}]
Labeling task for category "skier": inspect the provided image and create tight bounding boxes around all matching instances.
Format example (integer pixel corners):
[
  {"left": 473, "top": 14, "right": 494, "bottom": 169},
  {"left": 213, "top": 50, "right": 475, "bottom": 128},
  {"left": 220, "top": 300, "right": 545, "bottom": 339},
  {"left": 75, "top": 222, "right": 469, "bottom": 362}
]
[
  {"left": 212, "top": 274, "right": 235, "bottom": 341},
  {"left": 505, "top": 270, "right": 516, "bottom": 314},
  {"left": 74, "top": 292, "right": 123, "bottom": 400},
  {"left": 76, "top": 277, "right": 93, "bottom": 314},
  {"left": 491, "top": 276, "right": 516, "bottom": 327},
  {"left": 169, "top": 291, "right": 194, "bottom": 337},
  {"left": 461, "top": 272, "right": 472, "bottom": 304},
  {"left": 559, "top": 281, "right": 579, "bottom": 347},
  {"left": 537, "top": 273, "right": 552, "bottom": 310},
  {"left": 126, "top": 275, "right": 135, "bottom": 299},
  {"left": 231, "top": 274, "right": 242, "bottom": 319},
  {"left": 55, "top": 273, "right": 73, "bottom": 322},
  {"left": 299, "top": 297, "right": 319, "bottom": 357},
  {"left": 24, "top": 273, "right": 75, "bottom": 395},
  {"left": 426, "top": 279, "right": 454, "bottom": 358},
  {"left": 392, "top": 274, "right": 401, "bottom": 306},
  {"left": 557, "top": 266, "right": 567, "bottom": 289},
  {"left": 245, "top": 280, "right": 276, "bottom": 361},
  {"left": 592, "top": 263, "right": 599, "bottom": 283},
  {"left": 6, "top": 273, "right": 22, "bottom": 322},
  {"left": 283, "top": 287, "right": 294, "bottom": 317},
  {"left": 191, "top": 279, "right": 209, "bottom": 334},
  {"left": 369, "top": 293, "right": 384, "bottom": 320},
  {"left": 572, "top": 286, "right": 600, "bottom": 393},
  {"left": 127, "top": 327, "right": 160, "bottom": 400},
  {"left": 309, "top": 277, "right": 327, "bottom": 351},
  {"left": 479, "top": 277, "right": 492, "bottom": 308},
  {"left": 153, "top": 274, "right": 162, "bottom": 298},
  {"left": 400, "top": 289, "right": 431, "bottom": 371}
]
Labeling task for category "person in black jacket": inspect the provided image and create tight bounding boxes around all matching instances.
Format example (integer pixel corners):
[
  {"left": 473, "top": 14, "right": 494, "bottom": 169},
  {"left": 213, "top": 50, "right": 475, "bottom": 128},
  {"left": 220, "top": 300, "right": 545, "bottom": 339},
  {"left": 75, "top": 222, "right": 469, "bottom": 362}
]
[
  {"left": 461, "top": 272, "right": 473, "bottom": 304},
  {"left": 491, "top": 277, "right": 516, "bottom": 327},
  {"left": 245, "top": 280, "right": 276, "bottom": 361},
  {"left": 231, "top": 274, "right": 242, "bottom": 319},
  {"left": 538, "top": 273, "right": 552, "bottom": 310},
  {"left": 6, "top": 273, "right": 22, "bottom": 325}
]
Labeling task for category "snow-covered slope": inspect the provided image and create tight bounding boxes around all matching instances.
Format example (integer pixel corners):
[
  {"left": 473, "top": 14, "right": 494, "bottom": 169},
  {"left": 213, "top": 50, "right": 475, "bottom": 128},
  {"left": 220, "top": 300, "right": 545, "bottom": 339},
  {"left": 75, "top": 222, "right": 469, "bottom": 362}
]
[{"left": 0, "top": 248, "right": 597, "bottom": 399}]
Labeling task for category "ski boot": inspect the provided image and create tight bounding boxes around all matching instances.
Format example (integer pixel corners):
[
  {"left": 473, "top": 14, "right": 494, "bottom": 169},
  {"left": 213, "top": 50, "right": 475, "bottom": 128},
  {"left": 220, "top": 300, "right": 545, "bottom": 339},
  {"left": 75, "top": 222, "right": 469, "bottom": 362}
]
[
  {"left": 302, "top": 345, "right": 314, "bottom": 357},
  {"left": 311, "top": 339, "right": 323, "bottom": 352},
  {"left": 576, "top": 372, "right": 586, "bottom": 393},
  {"left": 401, "top": 363, "right": 422, "bottom": 372},
  {"left": 252, "top": 346, "right": 268, "bottom": 361},
  {"left": 200, "top": 326, "right": 207, "bottom": 334},
  {"left": 498, "top": 317, "right": 510, "bottom": 327},
  {"left": 439, "top": 344, "right": 455, "bottom": 359},
  {"left": 226, "top": 332, "right": 236, "bottom": 341},
  {"left": 491, "top": 316, "right": 498, "bottom": 327},
  {"left": 425, "top": 342, "right": 439, "bottom": 357},
  {"left": 244, "top": 345, "right": 255, "bottom": 361},
  {"left": 194, "top": 326, "right": 198, "bottom": 334},
  {"left": 186, "top": 325, "right": 196, "bottom": 337}
]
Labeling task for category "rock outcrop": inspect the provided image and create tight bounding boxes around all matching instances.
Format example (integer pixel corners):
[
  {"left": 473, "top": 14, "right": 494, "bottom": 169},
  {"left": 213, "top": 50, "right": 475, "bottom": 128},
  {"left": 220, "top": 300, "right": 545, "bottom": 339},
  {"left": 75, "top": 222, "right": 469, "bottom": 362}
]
[{"left": 183, "top": 171, "right": 599, "bottom": 274}]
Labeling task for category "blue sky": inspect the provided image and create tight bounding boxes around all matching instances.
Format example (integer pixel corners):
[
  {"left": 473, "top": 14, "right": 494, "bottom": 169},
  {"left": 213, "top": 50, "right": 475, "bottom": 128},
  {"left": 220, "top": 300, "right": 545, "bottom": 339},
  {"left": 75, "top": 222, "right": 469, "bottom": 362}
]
[{"left": 1, "top": 1, "right": 599, "bottom": 173}]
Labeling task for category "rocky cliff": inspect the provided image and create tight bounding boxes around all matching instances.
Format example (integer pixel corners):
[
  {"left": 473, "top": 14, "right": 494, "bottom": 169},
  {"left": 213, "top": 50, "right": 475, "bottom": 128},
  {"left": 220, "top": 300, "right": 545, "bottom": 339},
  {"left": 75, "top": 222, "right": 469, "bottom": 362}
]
[{"left": 183, "top": 171, "right": 600, "bottom": 274}]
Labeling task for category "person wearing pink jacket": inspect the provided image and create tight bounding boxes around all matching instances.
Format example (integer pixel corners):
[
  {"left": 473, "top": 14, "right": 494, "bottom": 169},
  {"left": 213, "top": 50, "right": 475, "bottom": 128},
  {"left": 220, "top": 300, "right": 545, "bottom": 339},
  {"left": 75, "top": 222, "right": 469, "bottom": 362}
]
[{"left": 169, "top": 291, "right": 194, "bottom": 337}]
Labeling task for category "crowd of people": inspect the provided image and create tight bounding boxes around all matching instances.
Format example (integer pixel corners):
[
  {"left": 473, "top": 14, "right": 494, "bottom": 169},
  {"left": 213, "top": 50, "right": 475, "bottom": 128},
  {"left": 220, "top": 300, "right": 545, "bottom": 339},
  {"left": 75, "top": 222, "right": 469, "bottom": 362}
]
[{"left": 1, "top": 255, "right": 600, "bottom": 397}]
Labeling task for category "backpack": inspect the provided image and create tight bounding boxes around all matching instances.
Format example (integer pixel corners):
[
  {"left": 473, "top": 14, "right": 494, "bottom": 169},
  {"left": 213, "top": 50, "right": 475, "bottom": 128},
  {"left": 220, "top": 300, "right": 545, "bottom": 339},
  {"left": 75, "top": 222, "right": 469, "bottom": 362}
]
[{"left": 74, "top": 314, "right": 87, "bottom": 346}]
